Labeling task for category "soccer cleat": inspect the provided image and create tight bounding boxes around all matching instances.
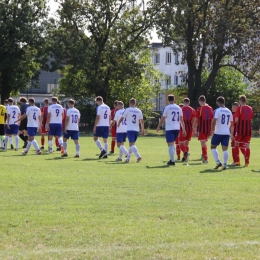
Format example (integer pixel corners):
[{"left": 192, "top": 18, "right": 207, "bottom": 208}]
[
  {"left": 40, "top": 146, "right": 44, "bottom": 150},
  {"left": 230, "top": 162, "right": 240, "bottom": 166},
  {"left": 99, "top": 149, "right": 106, "bottom": 159},
  {"left": 202, "top": 159, "right": 208, "bottom": 164},
  {"left": 181, "top": 157, "right": 185, "bottom": 162},
  {"left": 14, "top": 148, "right": 18, "bottom": 151},
  {"left": 167, "top": 160, "right": 175, "bottom": 166},
  {"left": 184, "top": 152, "right": 190, "bottom": 162},
  {"left": 61, "top": 153, "right": 68, "bottom": 157},
  {"left": 11, "top": 144, "right": 14, "bottom": 149},
  {"left": 74, "top": 155, "right": 79, "bottom": 158},
  {"left": 47, "top": 149, "right": 53, "bottom": 154},
  {"left": 214, "top": 162, "right": 223, "bottom": 170},
  {"left": 61, "top": 146, "right": 64, "bottom": 154},
  {"left": 222, "top": 164, "right": 227, "bottom": 170},
  {"left": 245, "top": 163, "right": 249, "bottom": 167},
  {"left": 22, "top": 151, "right": 28, "bottom": 155},
  {"left": 22, "top": 142, "right": 28, "bottom": 149},
  {"left": 116, "top": 158, "right": 122, "bottom": 161},
  {"left": 136, "top": 157, "right": 142, "bottom": 163},
  {"left": 125, "top": 158, "right": 130, "bottom": 163},
  {"left": 56, "top": 146, "right": 61, "bottom": 151},
  {"left": 36, "top": 150, "right": 42, "bottom": 155},
  {"left": 103, "top": 155, "right": 108, "bottom": 159}
]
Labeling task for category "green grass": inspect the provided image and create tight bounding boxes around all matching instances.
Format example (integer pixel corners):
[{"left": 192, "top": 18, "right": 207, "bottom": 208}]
[{"left": 1, "top": 136, "right": 260, "bottom": 259}]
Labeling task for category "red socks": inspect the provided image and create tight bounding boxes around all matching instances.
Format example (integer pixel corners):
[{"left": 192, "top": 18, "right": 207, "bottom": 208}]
[
  {"left": 41, "top": 137, "right": 45, "bottom": 146},
  {"left": 180, "top": 144, "right": 187, "bottom": 153},
  {"left": 176, "top": 144, "right": 181, "bottom": 158},
  {"left": 245, "top": 148, "right": 250, "bottom": 164},
  {"left": 55, "top": 137, "right": 59, "bottom": 147},
  {"left": 202, "top": 146, "right": 208, "bottom": 160},
  {"left": 239, "top": 143, "right": 246, "bottom": 156},
  {"left": 111, "top": 140, "right": 116, "bottom": 153}
]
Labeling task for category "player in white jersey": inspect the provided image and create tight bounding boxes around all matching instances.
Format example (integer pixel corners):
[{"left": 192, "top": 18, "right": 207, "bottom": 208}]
[
  {"left": 45, "top": 97, "right": 64, "bottom": 154},
  {"left": 156, "top": 94, "right": 186, "bottom": 166},
  {"left": 118, "top": 98, "right": 145, "bottom": 163},
  {"left": 211, "top": 96, "right": 233, "bottom": 170},
  {"left": 15, "top": 98, "right": 42, "bottom": 155},
  {"left": 93, "top": 96, "right": 111, "bottom": 159},
  {"left": 62, "top": 99, "right": 81, "bottom": 158},
  {"left": 111, "top": 101, "right": 129, "bottom": 161},
  {"left": 5, "top": 98, "right": 21, "bottom": 151}
]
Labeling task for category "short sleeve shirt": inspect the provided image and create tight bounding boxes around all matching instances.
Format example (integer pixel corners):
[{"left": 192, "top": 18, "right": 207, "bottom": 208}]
[
  {"left": 162, "top": 104, "right": 183, "bottom": 131},
  {"left": 66, "top": 108, "right": 81, "bottom": 131}
]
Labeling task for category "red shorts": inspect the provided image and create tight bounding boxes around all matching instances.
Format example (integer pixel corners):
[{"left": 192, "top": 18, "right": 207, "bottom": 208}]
[
  {"left": 111, "top": 128, "right": 116, "bottom": 138},
  {"left": 198, "top": 133, "right": 209, "bottom": 141},
  {"left": 179, "top": 131, "right": 192, "bottom": 142},
  {"left": 41, "top": 126, "right": 47, "bottom": 134},
  {"left": 235, "top": 134, "right": 251, "bottom": 144},
  {"left": 175, "top": 136, "right": 179, "bottom": 144}
]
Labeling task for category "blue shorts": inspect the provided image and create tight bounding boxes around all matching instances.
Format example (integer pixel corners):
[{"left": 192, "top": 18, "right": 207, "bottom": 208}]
[
  {"left": 116, "top": 132, "right": 127, "bottom": 143},
  {"left": 127, "top": 131, "right": 139, "bottom": 143},
  {"left": 27, "top": 127, "right": 38, "bottom": 137},
  {"left": 64, "top": 130, "right": 79, "bottom": 140},
  {"left": 94, "top": 126, "right": 109, "bottom": 138},
  {"left": 166, "top": 130, "right": 179, "bottom": 143},
  {"left": 6, "top": 124, "right": 19, "bottom": 135},
  {"left": 211, "top": 134, "right": 230, "bottom": 147},
  {"left": 49, "top": 123, "right": 62, "bottom": 137}
]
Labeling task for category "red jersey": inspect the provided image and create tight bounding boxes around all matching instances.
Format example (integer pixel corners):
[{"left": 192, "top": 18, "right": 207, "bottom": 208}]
[
  {"left": 234, "top": 105, "right": 253, "bottom": 136},
  {"left": 111, "top": 108, "right": 118, "bottom": 129},
  {"left": 196, "top": 105, "right": 214, "bottom": 135},
  {"left": 182, "top": 106, "right": 196, "bottom": 133},
  {"left": 41, "top": 106, "right": 48, "bottom": 126},
  {"left": 62, "top": 108, "right": 66, "bottom": 128}
]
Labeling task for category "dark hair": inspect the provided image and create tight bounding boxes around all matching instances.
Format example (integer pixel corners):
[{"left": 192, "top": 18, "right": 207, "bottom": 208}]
[
  {"left": 232, "top": 102, "right": 239, "bottom": 106},
  {"left": 239, "top": 95, "right": 246, "bottom": 103},
  {"left": 19, "top": 97, "right": 27, "bottom": 103},
  {"left": 183, "top": 98, "right": 190, "bottom": 104},
  {"left": 44, "top": 98, "right": 49, "bottom": 104},
  {"left": 8, "top": 98, "right": 13, "bottom": 103},
  {"left": 29, "top": 98, "right": 35, "bottom": 104},
  {"left": 114, "top": 100, "right": 118, "bottom": 105},
  {"left": 95, "top": 96, "right": 103, "bottom": 102},
  {"left": 217, "top": 96, "right": 225, "bottom": 104},
  {"left": 52, "top": 97, "right": 58, "bottom": 102},
  {"left": 129, "top": 98, "right": 136, "bottom": 104},
  {"left": 68, "top": 99, "right": 75, "bottom": 105},
  {"left": 198, "top": 95, "right": 206, "bottom": 102},
  {"left": 4, "top": 99, "right": 8, "bottom": 103},
  {"left": 168, "top": 94, "right": 175, "bottom": 102}
]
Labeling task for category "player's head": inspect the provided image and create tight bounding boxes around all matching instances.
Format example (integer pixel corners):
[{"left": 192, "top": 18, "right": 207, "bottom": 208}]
[
  {"left": 8, "top": 98, "right": 13, "bottom": 105},
  {"left": 167, "top": 94, "right": 175, "bottom": 103},
  {"left": 4, "top": 99, "right": 8, "bottom": 106},
  {"left": 129, "top": 98, "right": 136, "bottom": 107},
  {"left": 239, "top": 95, "right": 247, "bottom": 105},
  {"left": 179, "top": 103, "right": 183, "bottom": 108},
  {"left": 117, "top": 101, "right": 124, "bottom": 109},
  {"left": 232, "top": 102, "right": 239, "bottom": 113},
  {"left": 198, "top": 95, "right": 206, "bottom": 106},
  {"left": 216, "top": 96, "right": 225, "bottom": 107},
  {"left": 95, "top": 96, "right": 103, "bottom": 105},
  {"left": 68, "top": 99, "right": 75, "bottom": 108},
  {"left": 114, "top": 100, "right": 118, "bottom": 108},
  {"left": 52, "top": 97, "right": 58, "bottom": 104},
  {"left": 29, "top": 98, "right": 35, "bottom": 105},
  {"left": 183, "top": 98, "right": 190, "bottom": 106},
  {"left": 19, "top": 97, "right": 27, "bottom": 104},
  {"left": 44, "top": 98, "right": 49, "bottom": 106}
]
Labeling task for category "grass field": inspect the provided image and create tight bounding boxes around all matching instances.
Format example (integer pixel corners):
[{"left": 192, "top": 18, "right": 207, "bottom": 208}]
[{"left": 1, "top": 135, "right": 260, "bottom": 259}]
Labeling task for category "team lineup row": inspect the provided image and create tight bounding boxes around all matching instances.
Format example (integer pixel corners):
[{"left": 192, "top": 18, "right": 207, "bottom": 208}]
[{"left": 0, "top": 94, "right": 253, "bottom": 168}]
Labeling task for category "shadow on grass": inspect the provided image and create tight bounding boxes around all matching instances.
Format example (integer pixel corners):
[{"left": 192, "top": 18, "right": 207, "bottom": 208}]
[
  {"left": 146, "top": 165, "right": 170, "bottom": 169},
  {"left": 81, "top": 158, "right": 100, "bottom": 161},
  {"left": 184, "top": 162, "right": 202, "bottom": 166},
  {"left": 45, "top": 157, "right": 65, "bottom": 160},
  {"left": 200, "top": 167, "right": 243, "bottom": 173},
  {"left": 251, "top": 169, "right": 260, "bottom": 173}
]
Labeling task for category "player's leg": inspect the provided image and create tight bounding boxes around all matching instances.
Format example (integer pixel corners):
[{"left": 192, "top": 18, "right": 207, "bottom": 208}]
[
  {"left": 18, "top": 129, "right": 26, "bottom": 144},
  {"left": 23, "top": 129, "right": 28, "bottom": 148},
  {"left": 129, "top": 132, "right": 141, "bottom": 162},
  {"left": 55, "top": 137, "right": 60, "bottom": 151},
  {"left": 48, "top": 134, "right": 54, "bottom": 153},
  {"left": 71, "top": 131, "right": 80, "bottom": 158},
  {"left": 12, "top": 125, "right": 19, "bottom": 151},
  {"left": 165, "top": 130, "right": 175, "bottom": 165},
  {"left": 211, "top": 134, "right": 222, "bottom": 169},
  {"left": 0, "top": 124, "right": 5, "bottom": 149},
  {"left": 9, "top": 135, "right": 13, "bottom": 149},
  {"left": 231, "top": 139, "right": 237, "bottom": 165},
  {"left": 62, "top": 136, "right": 68, "bottom": 157},
  {"left": 244, "top": 140, "right": 251, "bottom": 167},
  {"left": 175, "top": 137, "right": 181, "bottom": 160},
  {"left": 119, "top": 133, "right": 128, "bottom": 161},
  {"left": 110, "top": 128, "right": 116, "bottom": 154},
  {"left": 40, "top": 125, "right": 46, "bottom": 149},
  {"left": 101, "top": 127, "right": 110, "bottom": 158},
  {"left": 221, "top": 135, "right": 230, "bottom": 170},
  {"left": 23, "top": 135, "right": 33, "bottom": 155},
  {"left": 239, "top": 143, "right": 246, "bottom": 157},
  {"left": 200, "top": 138, "right": 208, "bottom": 163}
]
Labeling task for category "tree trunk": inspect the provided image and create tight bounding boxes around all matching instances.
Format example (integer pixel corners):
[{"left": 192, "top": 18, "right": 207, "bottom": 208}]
[{"left": 0, "top": 85, "right": 11, "bottom": 105}]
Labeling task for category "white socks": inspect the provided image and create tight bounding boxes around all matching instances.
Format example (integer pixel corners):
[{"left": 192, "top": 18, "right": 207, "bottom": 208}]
[
  {"left": 15, "top": 135, "right": 19, "bottom": 149},
  {"left": 131, "top": 145, "right": 141, "bottom": 158},
  {"left": 223, "top": 150, "right": 228, "bottom": 165},
  {"left": 95, "top": 140, "right": 103, "bottom": 150},
  {"left": 26, "top": 141, "right": 32, "bottom": 152},
  {"left": 104, "top": 143, "right": 108, "bottom": 153},
  {"left": 168, "top": 145, "right": 175, "bottom": 162},
  {"left": 211, "top": 149, "right": 220, "bottom": 162},
  {"left": 32, "top": 140, "right": 39, "bottom": 151},
  {"left": 76, "top": 144, "right": 80, "bottom": 155},
  {"left": 63, "top": 142, "right": 68, "bottom": 153},
  {"left": 48, "top": 140, "right": 53, "bottom": 151}
]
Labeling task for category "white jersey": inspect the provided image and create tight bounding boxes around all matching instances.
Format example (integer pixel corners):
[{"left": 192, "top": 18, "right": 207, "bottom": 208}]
[
  {"left": 114, "top": 109, "right": 127, "bottom": 133},
  {"left": 66, "top": 107, "right": 81, "bottom": 131},
  {"left": 8, "top": 105, "right": 20, "bottom": 125},
  {"left": 48, "top": 104, "right": 64, "bottom": 124},
  {"left": 214, "top": 107, "right": 233, "bottom": 135},
  {"left": 96, "top": 103, "right": 111, "bottom": 127},
  {"left": 123, "top": 107, "right": 143, "bottom": 132},
  {"left": 26, "top": 106, "right": 41, "bottom": 128},
  {"left": 162, "top": 104, "right": 183, "bottom": 131}
]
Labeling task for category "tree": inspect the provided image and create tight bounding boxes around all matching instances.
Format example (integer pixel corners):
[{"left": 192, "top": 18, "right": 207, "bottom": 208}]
[
  {"left": 149, "top": 0, "right": 260, "bottom": 107},
  {"left": 47, "top": 0, "right": 154, "bottom": 103},
  {"left": 0, "top": 0, "right": 49, "bottom": 104}
]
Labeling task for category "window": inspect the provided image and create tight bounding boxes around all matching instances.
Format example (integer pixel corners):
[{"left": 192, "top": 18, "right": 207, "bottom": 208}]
[
  {"left": 166, "top": 76, "right": 171, "bottom": 88},
  {"left": 175, "top": 52, "right": 179, "bottom": 65},
  {"left": 166, "top": 52, "right": 171, "bottom": 64},
  {"left": 174, "top": 75, "right": 178, "bottom": 85},
  {"left": 154, "top": 53, "right": 160, "bottom": 64}
]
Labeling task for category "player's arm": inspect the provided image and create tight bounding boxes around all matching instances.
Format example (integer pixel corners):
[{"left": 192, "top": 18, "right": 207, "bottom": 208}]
[
  {"left": 117, "top": 117, "right": 124, "bottom": 127},
  {"left": 65, "top": 115, "right": 70, "bottom": 134},
  {"left": 14, "top": 114, "right": 27, "bottom": 123},
  {"left": 46, "top": 112, "right": 51, "bottom": 131},
  {"left": 111, "top": 119, "right": 117, "bottom": 128},
  {"left": 180, "top": 116, "right": 186, "bottom": 136},
  {"left": 140, "top": 118, "right": 145, "bottom": 135},
  {"left": 37, "top": 114, "right": 42, "bottom": 132},
  {"left": 7, "top": 113, "right": 11, "bottom": 129},
  {"left": 156, "top": 116, "right": 166, "bottom": 132},
  {"left": 211, "top": 118, "right": 217, "bottom": 135},
  {"left": 93, "top": 114, "right": 100, "bottom": 134}
]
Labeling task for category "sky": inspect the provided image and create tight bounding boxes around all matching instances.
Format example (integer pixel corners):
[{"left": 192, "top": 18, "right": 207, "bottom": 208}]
[{"left": 48, "top": 0, "right": 160, "bottom": 42}]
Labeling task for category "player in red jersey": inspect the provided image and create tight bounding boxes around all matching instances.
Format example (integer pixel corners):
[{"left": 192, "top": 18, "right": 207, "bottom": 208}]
[
  {"left": 40, "top": 99, "right": 49, "bottom": 149},
  {"left": 175, "top": 103, "right": 183, "bottom": 160},
  {"left": 55, "top": 100, "right": 66, "bottom": 152},
  {"left": 232, "top": 95, "right": 253, "bottom": 166},
  {"left": 178, "top": 98, "right": 196, "bottom": 162},
  {"left": 109, "top": 100, "right": 118, "bottom": 154},
  {"left": 230, "top": 102, "right": 246, "bottom": 166},
  {"left": 193, "top": 95, "right": 214, "bottom": 163}
]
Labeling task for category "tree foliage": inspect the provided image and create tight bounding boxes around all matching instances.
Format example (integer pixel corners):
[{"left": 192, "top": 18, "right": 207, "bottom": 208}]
[
  {"left": 0, "top": 0, "right": 49, "bottom": 103},
  {"left": 48, "top": 0, "right": 154, "bottom": 103},
  {"left": 150, "top": 0, "right": 260, "bottom": 107}
]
